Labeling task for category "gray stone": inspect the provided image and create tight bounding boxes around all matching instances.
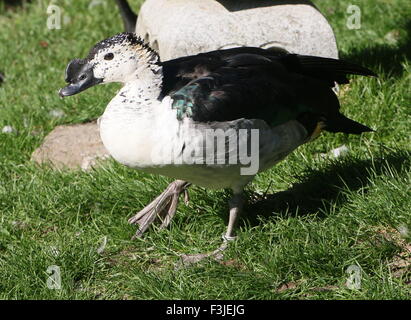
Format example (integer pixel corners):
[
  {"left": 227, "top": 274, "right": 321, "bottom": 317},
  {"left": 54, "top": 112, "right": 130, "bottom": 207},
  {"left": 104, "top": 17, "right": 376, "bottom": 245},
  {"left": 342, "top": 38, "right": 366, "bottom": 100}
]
[
  {"left": 31, "top": 121, "right": 110, "bottom": 170},
  {"left": 136, "top": 0, "right": 339, "bottom": 60}
]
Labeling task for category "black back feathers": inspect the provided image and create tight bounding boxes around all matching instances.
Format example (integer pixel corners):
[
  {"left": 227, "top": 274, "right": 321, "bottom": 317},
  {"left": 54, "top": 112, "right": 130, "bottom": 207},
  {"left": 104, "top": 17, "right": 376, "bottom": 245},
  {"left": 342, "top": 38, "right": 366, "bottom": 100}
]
[{"left": 159, "top": 46, "right": 376, "bottom": 135}]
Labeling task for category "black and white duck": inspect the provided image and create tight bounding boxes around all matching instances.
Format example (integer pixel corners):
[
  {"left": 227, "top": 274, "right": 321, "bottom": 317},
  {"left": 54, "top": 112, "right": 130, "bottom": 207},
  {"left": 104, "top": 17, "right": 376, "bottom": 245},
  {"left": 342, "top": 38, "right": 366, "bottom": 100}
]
[{"left": 59, "top": 33, "right": 375, "bottom": 262}]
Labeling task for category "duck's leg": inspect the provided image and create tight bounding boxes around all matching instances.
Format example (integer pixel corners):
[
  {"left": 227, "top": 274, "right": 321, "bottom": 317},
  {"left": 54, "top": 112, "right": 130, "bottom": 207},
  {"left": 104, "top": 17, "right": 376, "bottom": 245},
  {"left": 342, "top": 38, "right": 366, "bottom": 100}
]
[
  {"left": 178, "top": 192, "right": 244, "bottom": 266},
  {"left": 128, "top": 180, "right": 191, "bottom": 239},
  {"left": 223, "top": 193, "right": 244, "bottom": 241}
]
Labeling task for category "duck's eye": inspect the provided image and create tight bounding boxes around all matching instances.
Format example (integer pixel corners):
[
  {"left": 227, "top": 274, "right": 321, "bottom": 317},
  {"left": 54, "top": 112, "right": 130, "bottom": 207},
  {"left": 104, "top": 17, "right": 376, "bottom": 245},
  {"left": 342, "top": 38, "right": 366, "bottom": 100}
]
[{"left": 104, "top": 53, "right": 114, "bottom": 61}]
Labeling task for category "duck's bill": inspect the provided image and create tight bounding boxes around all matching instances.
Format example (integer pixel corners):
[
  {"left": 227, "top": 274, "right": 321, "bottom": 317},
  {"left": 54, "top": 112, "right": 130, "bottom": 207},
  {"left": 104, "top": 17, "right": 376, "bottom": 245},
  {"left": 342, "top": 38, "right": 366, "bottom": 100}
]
[
  {"left": 59, "top": 77, "right": 102, "bottom": 97},
  {"left": 59, "top": 59, "right": 103, "bottom": 97}
]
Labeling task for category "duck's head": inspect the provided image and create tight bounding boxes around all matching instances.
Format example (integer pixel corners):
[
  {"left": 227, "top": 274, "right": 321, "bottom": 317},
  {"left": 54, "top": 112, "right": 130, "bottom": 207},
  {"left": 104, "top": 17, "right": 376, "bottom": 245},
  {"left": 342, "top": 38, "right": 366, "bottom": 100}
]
[{"left": 59, "top": 33, "right": 158, "bottom": 97}]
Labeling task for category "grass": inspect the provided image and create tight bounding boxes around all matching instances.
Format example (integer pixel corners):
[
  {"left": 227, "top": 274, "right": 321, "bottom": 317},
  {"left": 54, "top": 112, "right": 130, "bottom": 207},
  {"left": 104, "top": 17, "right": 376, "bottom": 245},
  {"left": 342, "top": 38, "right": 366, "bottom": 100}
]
[{"left": 0, "top": 0, "right": 410, "bottom": 300}]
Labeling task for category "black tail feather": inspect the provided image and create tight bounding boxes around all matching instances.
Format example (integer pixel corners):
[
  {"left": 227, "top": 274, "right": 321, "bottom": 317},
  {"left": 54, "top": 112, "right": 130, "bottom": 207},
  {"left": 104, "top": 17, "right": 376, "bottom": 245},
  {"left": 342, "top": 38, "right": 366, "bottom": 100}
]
[
  {"left": 325, "top": 114, "right": 374, "bottom": 134},
  {"left": 283, "top": 54, "right": 377, "bottom": 86},
  {"left": 297, "top": 55, "right": 378, "bottom": 77}
]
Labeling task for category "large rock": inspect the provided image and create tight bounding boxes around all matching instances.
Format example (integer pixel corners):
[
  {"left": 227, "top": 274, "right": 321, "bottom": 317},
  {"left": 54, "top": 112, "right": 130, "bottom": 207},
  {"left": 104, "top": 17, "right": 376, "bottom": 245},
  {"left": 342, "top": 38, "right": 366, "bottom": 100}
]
[
  {"left": 34, "top": 0, "right": 339, "bottom": 170},
  {"left": 136, "top": 0, "right": 339, "bottom": 60},
  {"left": 31, "top": 121, "right": 110, "bottom": 170}
]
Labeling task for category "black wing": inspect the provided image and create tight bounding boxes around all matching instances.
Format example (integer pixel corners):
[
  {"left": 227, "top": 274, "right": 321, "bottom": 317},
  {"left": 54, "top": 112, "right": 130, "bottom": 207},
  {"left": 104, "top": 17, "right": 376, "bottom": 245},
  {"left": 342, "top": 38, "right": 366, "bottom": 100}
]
[{"left": 159, "top": 47, "right": 376, "bottom": 134}]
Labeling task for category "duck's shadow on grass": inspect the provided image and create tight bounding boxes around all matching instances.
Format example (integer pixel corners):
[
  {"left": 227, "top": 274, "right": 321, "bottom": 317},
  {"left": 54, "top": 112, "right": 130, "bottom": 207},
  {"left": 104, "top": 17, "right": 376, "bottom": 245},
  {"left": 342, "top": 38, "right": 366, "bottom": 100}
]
[
  {"left": 343, "top": 20, "right": 411, "bottom": 78},
  {"left": 241, "top": 149, "right": 409, "bottom": 226}
]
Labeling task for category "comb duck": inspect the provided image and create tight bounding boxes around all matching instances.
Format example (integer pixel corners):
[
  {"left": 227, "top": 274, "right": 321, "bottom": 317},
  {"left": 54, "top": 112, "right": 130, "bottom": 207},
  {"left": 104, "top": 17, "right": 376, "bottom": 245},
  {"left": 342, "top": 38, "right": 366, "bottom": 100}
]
[{"left": 59, "top": 33, "right": 375, "bottom": 262}]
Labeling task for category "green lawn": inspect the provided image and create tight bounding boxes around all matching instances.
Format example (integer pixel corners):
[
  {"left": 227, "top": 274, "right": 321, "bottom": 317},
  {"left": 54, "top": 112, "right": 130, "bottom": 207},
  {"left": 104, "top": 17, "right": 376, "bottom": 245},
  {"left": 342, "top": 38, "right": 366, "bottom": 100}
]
[{"left": 0, "top": 0, "right": 410, "bottom": 299}]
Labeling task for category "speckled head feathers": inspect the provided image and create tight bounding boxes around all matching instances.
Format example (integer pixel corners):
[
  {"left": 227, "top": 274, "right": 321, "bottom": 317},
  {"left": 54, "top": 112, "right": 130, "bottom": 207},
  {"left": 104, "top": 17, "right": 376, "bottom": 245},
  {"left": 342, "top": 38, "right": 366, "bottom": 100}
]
[{"left": 86, "top": 32, "right": 157, "bottom": 61}]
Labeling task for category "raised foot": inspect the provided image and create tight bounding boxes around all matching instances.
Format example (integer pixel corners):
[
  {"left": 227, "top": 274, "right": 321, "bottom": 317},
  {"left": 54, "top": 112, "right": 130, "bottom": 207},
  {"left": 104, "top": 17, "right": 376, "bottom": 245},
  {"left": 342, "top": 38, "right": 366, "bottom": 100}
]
[{"left": 128, "top": 180, "right": 190, "bottom": 239}]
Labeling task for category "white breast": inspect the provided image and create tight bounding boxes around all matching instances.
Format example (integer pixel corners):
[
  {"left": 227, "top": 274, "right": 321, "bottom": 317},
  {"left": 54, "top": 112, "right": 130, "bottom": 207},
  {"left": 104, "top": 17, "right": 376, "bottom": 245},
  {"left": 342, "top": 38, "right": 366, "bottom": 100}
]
[{"left": 99, "top": 94, "right": 181, "bottom": 168}]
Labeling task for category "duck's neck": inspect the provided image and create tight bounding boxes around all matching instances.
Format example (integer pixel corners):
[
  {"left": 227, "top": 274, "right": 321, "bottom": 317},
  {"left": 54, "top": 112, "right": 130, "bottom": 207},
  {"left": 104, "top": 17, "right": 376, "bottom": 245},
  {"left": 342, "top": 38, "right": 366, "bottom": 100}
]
[
  {"left": 106, "top": 62, "right": 164, "bottom": 119},
  {"left": 124, "top": 59, "right": 163, "bottom": 101}
]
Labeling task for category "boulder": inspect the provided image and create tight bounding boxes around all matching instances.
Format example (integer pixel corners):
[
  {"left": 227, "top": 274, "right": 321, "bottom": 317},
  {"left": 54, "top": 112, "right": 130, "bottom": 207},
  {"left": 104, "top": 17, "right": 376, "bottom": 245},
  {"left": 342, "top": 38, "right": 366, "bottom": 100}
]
[
  {"left": 31, "top": 121, "right": 110, "bottom": 170},
  {"left": 136, "top": 0, "right": 339, "bottom": 60}
]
